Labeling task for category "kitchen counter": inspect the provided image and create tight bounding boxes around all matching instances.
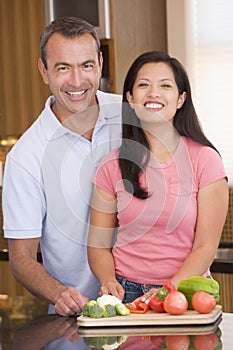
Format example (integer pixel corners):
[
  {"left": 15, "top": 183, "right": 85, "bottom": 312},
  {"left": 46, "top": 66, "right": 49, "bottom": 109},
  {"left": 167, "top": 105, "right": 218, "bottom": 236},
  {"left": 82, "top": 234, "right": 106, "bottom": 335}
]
[{"left": 0, "top": 296, "right": 233, "bottom": 349}]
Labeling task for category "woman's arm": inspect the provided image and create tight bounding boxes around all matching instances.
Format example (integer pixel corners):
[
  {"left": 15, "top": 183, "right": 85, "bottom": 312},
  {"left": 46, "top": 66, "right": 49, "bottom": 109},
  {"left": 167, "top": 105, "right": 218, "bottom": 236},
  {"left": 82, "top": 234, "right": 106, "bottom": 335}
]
[
  {"left": 140, "top": 177, "right": 228, "bottom": 303},
  {"left": 170, "top": 177, "right": 228, "bottom": 287},
  {"left": 88, "top": 185, "right": 125, "bottom": 300}
]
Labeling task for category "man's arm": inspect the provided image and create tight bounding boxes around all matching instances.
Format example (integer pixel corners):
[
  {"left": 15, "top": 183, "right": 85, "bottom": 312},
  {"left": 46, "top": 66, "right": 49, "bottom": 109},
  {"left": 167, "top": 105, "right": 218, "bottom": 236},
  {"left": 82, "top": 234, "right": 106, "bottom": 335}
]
[{"left": 8, "top": 238, "right": 88, "bottom": 316}]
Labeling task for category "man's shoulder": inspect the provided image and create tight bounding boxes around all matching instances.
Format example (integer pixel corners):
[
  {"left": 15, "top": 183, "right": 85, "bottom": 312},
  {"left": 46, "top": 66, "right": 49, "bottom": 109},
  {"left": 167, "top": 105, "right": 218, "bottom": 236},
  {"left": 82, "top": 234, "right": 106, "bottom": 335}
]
[{"left": 96, "top": 90, "right": 122, "bottom": 104}]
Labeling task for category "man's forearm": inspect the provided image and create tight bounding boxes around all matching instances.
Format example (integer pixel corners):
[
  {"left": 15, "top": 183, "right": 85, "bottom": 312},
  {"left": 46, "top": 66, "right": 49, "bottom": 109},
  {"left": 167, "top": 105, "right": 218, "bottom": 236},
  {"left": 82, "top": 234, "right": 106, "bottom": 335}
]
[{"left": 9, "top": 256, "right": 67, "bottom": 304}]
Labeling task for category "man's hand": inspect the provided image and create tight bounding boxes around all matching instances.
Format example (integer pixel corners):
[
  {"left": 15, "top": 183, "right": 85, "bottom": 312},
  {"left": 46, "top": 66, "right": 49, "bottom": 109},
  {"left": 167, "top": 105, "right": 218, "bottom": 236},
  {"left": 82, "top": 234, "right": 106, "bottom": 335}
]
[{"left": 54, "top": 287, "right": 89, "bottom": 316}]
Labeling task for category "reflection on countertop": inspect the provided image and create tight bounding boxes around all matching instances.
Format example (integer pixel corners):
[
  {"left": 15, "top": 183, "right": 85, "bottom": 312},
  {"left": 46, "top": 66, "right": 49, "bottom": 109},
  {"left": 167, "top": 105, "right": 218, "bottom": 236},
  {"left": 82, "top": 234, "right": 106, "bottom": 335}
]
[{"left": 1, "top": 295, "right": 233, "bottom": 349}]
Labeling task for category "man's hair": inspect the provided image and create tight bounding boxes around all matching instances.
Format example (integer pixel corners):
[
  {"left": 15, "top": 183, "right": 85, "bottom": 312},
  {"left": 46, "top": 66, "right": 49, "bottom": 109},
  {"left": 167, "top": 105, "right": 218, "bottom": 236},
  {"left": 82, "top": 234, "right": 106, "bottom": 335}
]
[{"left": 40, "top": 16, "right": 101, "bottom": 69}]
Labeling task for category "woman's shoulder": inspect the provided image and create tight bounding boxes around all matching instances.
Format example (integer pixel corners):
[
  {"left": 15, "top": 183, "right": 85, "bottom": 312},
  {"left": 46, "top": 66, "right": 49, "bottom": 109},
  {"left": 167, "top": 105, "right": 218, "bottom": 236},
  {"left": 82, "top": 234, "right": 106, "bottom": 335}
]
[
  {"left": 181, "top": 136, "right": 219, "bottom": 157},
  {"left": 98, "top": 148, "right": 120, "bottom": 172}
]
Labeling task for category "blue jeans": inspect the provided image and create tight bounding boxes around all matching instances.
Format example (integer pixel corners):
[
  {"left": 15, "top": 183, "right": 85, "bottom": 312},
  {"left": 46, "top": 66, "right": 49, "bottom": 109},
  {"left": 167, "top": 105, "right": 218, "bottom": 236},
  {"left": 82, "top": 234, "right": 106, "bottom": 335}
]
[{"left": 116, "top": 275, "right": 163, "bottom": 303}]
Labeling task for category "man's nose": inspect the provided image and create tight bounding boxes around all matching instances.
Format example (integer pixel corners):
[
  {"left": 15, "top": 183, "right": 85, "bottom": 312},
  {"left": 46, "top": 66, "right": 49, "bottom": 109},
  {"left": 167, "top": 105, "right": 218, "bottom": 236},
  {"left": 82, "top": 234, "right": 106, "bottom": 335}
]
[{"left": 69, "top": 68, "right": 85, "bottom": 86}]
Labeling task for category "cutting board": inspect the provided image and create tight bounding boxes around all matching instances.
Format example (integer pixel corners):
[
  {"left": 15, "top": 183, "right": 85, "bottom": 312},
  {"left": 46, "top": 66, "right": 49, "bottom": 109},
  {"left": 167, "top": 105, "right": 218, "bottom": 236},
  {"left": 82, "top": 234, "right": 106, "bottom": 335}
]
[
  {"left": 78, "top": 304, "right": 222, "bottom": 328},
  {"left": 78, "top": 316, "right": 222, "bottom": 337}
]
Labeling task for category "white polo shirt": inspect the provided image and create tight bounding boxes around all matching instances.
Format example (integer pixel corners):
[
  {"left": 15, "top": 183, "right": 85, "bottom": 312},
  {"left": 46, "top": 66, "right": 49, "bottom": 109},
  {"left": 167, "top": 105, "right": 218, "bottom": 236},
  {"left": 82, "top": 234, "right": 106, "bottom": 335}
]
[{"left": 2, "top": 91, "right": 122, "bottom": 311}]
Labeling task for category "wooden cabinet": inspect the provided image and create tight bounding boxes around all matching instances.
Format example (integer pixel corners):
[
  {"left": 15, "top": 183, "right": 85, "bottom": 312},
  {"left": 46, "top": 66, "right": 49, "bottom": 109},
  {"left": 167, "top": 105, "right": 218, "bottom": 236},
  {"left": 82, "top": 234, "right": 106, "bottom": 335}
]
[
  {"left": 0, "top": 261, "right": 33, "bottom": 297},
  {"left": 212, "top": 272, "right": 233, "bottom": 313},
  {"left": 103, "top": 0, "right": 167, "bottom": 93},
  {"left": 0, "top": 0, "right": 167, "bottom": 135}
]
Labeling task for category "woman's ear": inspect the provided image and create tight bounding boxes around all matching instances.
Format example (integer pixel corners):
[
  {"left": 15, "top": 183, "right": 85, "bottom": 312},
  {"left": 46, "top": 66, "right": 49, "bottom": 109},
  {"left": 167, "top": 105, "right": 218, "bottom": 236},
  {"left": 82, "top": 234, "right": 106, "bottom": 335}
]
[
  {"left": 126, "top": 91, "right": 135, "bottom": 109},
  {"left": 177, "top": 91, "right": 187, "bottom": 109}
]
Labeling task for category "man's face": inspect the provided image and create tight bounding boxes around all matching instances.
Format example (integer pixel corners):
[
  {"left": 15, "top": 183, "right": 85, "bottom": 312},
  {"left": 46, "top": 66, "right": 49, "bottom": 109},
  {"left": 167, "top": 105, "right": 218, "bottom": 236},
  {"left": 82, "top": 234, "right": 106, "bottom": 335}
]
[{"left": 38, "top": 33, "right": 103, "bottom": 122}]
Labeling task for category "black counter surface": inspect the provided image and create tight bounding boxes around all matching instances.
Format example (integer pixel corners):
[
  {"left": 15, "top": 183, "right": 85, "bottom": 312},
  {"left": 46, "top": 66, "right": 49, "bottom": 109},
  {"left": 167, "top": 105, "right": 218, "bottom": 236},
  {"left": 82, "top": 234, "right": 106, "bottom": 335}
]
[{"left": 0, "top": 296, "right": 233, "bottom": 349}]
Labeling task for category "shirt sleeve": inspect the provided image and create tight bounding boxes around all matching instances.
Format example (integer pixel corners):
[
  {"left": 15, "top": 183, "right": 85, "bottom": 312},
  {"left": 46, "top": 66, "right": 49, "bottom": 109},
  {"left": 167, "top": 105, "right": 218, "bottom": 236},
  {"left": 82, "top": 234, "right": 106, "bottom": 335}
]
[
  {"left": 92, "top": 150, "right": 120, "bottom": 195},
  {"left": 196, "top": 147, "right": 227, "bottom": 189},
  {"left": 2, "top": 155, "right": 46, "bottom": 238}
]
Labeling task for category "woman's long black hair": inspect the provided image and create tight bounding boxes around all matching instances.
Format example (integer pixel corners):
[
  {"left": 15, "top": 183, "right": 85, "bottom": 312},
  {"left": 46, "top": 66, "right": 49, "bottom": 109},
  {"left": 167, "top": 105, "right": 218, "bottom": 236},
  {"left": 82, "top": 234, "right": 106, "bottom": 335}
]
[{"left": 119, "top": 51, "right": 219, "bottom": 199}]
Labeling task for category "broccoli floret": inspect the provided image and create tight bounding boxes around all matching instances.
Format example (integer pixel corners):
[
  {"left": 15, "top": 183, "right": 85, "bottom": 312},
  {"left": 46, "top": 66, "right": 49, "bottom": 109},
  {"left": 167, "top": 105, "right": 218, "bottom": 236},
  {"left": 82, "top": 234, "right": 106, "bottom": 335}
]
[
  {"left": 107, "top": 336, "right": 118, "bottom": 345},
  {"left": 89, "top": 304, "right": 106, "bottom": 318},
  {"left": 115, "top": 303, "right": 130, "bottom": 316},
  {"left": 103, "top": 304, "right": 117, "bottom": 318},
  {"left": 82, "top": 300, "right": 97, "bottom": 317},
  {"left": 84, "top": 336, "right": 108, "bottom": 348},
  {"left": 117, "top": 336, "right": 128, "bottom": 344}
]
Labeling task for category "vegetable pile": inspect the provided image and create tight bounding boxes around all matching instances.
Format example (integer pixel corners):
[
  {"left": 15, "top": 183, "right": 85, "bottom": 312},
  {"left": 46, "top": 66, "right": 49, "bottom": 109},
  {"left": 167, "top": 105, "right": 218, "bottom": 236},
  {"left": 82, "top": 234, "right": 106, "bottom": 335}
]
[
  {"left": 82, "top": 277, "right": 220, "bottom": 319},
  {"left": 125, "top": 277, "right": 219, "bottom": 316},
  {"left": 84, "top": 335, "right": 127, "bottom": 349},
  {"left": 82, "top": 295, "right": 130, "bottom": 318}
]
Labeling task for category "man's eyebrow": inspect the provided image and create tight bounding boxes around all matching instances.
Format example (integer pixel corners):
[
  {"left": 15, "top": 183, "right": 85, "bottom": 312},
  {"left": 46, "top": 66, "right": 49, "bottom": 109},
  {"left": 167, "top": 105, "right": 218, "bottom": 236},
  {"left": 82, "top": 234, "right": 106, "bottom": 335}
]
[
  {"left": 82, "top": 59, "right": 96, "bottom": 65},
  {"left": 54, "top": 62, "right": 70, "bottom": 69}
]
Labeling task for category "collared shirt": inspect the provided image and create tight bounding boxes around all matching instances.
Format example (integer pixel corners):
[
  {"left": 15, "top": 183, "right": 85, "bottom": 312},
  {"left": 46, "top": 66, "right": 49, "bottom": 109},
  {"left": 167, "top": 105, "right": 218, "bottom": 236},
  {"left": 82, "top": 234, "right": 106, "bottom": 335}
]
[{"left": 2, "top": 91, "right": 122, "bottom": 309}]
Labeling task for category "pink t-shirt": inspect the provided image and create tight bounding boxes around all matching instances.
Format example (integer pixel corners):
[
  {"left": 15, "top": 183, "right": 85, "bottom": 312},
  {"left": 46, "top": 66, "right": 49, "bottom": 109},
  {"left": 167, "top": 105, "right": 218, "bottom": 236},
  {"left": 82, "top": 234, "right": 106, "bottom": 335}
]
[{"left": 93, "top": 137, "right": 227, "bottom": 285}]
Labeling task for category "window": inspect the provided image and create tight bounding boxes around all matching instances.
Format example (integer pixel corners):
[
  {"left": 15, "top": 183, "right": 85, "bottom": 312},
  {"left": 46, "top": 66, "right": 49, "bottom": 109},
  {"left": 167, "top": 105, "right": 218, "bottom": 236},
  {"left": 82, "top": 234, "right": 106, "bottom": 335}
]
[{"left": 167, "top": 0, "right": 233, "bottom": 184}]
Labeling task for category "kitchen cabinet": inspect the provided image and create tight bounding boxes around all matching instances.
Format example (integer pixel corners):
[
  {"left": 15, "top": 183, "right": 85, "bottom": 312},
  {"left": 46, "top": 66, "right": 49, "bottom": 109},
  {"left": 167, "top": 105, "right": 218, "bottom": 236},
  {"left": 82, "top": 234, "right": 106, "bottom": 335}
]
[
  {"left": 212, "top": 272, "right": 233, "bottom": 313},
  {"left": 103, "top": 0, "right": 167, "bottom": 93},
  {"left": 0, "top": 261, "right": 33, "bottom": 297},
  {"left": 0, "top": 0, "right": 167, "bottom": 135}
]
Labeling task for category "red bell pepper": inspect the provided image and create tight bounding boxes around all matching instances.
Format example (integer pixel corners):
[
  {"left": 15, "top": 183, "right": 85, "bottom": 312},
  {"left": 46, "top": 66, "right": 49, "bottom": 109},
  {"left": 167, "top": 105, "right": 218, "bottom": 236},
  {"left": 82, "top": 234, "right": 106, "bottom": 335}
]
[
  {"left": 163, "top": 280, "right": 176, "bottom": 292},
  {"left": 149, "top": 280, "right": 176, "bottom": 313},
  {"left": 125, "top": 301, "right": 150, "bottom": 314},
  {"left": 149, "top": 294, "right": 165, "bottom": 313}
]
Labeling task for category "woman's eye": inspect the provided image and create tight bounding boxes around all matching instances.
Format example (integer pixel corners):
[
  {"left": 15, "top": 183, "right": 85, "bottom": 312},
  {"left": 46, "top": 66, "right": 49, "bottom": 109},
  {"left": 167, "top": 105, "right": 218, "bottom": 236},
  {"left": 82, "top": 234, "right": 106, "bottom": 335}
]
[
  {"left": 161, "top": 83, "right": 172, "bottom": 88},
  {"left": 138, "top": 82, "right": 148, "bottom": 87}
]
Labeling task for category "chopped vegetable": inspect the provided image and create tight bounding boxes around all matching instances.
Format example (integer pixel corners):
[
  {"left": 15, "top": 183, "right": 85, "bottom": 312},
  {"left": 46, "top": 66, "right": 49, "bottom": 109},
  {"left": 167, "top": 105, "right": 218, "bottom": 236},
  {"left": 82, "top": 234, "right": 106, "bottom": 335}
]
[
  {"left": 115, "top": 303, "right": 130, "bottom": 316},
  {"left": 103, "top": 304, "right": 117, "bottom": 318},
  {"left": 97, "top": 294, "right": 122, "bottom": 307},
  {"left": 125, "top": 301, "right": 149, "bottom": 314},
  {"left": 82, "top": 300, "right": 97, "bottom": 317},
  {"left": 89, "top": 304, "right": 106, "bottom": 318}
]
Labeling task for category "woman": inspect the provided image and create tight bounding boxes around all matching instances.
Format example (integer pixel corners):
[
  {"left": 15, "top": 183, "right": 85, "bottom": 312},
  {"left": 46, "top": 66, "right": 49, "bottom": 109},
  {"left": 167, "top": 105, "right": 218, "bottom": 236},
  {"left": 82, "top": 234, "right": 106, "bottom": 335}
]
[{"left": 87, "top": 51, "right": 228, "bottom": 304}]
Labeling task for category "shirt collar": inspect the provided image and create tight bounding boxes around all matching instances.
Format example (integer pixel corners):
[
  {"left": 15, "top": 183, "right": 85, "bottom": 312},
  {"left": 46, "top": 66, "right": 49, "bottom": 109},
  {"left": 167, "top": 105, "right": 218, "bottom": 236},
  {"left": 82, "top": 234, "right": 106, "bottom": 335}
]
[{"left": 41, "top": 92, "right": 121, "bottom": 141}]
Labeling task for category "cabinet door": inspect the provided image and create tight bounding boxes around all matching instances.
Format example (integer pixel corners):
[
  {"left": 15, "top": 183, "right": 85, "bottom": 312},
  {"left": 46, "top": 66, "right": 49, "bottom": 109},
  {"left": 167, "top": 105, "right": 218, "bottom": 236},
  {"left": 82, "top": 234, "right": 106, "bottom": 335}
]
[
  {"left": 110, "top": 0, "right": 167, "bottom": 93},
  {"left": 212, "top": 272, "right": 233, "bottom": 313}
]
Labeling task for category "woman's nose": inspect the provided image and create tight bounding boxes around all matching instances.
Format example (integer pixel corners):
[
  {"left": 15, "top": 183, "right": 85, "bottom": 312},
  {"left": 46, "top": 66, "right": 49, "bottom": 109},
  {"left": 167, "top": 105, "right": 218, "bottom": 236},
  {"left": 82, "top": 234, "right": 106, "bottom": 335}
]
[{"left": 148, "top": 85, "right": 161, "bottom": 97}]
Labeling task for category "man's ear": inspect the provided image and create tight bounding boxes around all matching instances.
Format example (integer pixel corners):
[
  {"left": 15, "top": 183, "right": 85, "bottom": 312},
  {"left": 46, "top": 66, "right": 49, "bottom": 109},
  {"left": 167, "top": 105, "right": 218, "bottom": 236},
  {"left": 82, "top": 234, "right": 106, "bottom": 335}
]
[
  {"left": 99, "top": 51, "right": 103, "bottom": 72},
  {"left": 38, "top": 58, "right": 49, "bottom": 85},
  {"left": 126, "top": 91, "right": 135, "bottom": 109},
  {"left": 177, "top": 91, "right": 187, "bottom": 109}
]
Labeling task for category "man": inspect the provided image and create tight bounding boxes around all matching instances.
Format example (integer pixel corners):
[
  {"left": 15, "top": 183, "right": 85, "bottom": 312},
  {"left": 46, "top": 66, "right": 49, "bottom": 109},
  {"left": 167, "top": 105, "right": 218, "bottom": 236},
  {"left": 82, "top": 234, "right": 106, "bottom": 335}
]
[{"left": 2, "top": 17, "right": 121, "bottom": 316}]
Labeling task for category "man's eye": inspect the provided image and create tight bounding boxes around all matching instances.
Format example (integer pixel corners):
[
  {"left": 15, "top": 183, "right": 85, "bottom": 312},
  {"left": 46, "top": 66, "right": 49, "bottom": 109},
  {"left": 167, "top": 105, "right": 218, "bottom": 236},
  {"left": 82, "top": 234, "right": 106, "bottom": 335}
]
[
  {"left": 57, "top": 66, "right": 69, "bottom": 72},
  {"left": 83, "top": 63, "right": 94, "bottom": 70}
]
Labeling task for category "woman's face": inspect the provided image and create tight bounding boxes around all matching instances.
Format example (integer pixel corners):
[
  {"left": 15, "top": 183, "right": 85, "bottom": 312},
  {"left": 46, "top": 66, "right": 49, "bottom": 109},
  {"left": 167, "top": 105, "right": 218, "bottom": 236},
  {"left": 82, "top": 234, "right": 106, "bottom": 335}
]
[{"left": 126, "top": 62, "right": 186, "bottom": 126}]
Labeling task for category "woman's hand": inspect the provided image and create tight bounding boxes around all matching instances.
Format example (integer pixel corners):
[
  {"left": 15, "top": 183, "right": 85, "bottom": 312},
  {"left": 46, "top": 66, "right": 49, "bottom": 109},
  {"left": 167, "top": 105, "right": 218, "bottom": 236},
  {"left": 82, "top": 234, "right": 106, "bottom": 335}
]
[
  {"left": 99, "top": 280, "right": 125, "bottom": 300},
  {"left": 135, "top": 288, "right": 161, "bottom": 305}
]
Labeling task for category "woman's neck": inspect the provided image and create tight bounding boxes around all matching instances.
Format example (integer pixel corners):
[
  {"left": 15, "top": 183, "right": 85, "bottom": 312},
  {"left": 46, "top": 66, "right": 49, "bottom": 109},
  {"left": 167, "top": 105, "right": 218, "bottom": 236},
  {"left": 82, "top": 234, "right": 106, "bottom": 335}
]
[{"left": 144, "top": 124, "right": 180, "bottom": 163}]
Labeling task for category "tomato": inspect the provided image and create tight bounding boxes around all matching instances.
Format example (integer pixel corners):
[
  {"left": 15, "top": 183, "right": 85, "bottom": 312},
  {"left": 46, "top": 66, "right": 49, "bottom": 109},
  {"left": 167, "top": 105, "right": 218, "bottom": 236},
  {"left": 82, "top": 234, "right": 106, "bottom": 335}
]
[
  {"left": 191, "top": 291, "right": 216, "bottom": 314},
  {"left": 125, "top": 301, "right": 149, "bottom": 314},
  {"left": 165, "top": 335, "right": 190, "bottom": 350},
  {"left": 149, "top": 295, "right": 165, "bottom": 313},
  {"left": 194, "top": 333, "right": 219, "bottom": 350},
  {"left": 164, "top": 291, "right": 188, "bottom": 315}
]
